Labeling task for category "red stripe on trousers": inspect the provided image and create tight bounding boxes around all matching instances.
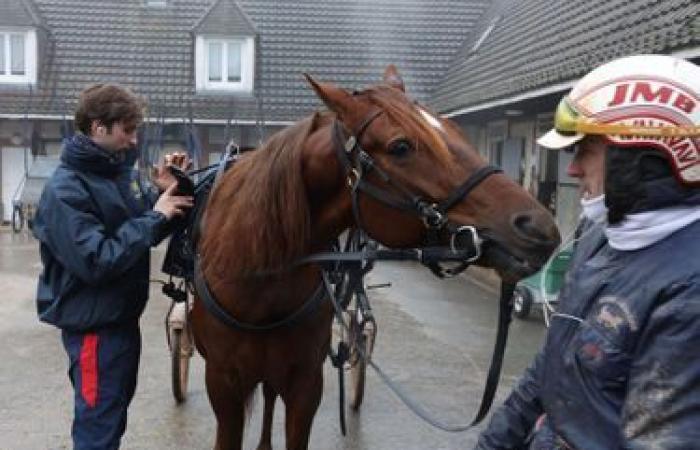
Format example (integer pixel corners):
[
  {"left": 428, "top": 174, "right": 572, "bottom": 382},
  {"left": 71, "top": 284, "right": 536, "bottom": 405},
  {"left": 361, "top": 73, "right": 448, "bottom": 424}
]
[{"left": 79, "top": 333, "right": 99, "bottom": 408}]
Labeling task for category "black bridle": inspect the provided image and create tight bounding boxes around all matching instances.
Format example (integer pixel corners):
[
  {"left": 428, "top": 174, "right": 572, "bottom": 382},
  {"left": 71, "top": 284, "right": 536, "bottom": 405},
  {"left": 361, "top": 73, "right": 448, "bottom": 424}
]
[{"left": 332, "top": 109, "right": 502, "bottom": 277}]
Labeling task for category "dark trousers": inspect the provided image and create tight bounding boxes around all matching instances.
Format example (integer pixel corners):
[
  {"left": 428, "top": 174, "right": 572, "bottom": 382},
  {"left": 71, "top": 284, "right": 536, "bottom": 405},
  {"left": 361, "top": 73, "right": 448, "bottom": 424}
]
[{"left": 61, "top": 323, "right": 141, "bottom": 450}]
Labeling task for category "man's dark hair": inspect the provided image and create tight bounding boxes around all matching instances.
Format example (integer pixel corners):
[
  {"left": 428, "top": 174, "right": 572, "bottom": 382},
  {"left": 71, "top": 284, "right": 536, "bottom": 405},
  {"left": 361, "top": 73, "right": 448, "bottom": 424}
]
[
  {"left": 605, "top": 146, "right": 695, "bottom": 224},
  {"left": 74, "top": 84, "right": 145, "bottom": 135}
]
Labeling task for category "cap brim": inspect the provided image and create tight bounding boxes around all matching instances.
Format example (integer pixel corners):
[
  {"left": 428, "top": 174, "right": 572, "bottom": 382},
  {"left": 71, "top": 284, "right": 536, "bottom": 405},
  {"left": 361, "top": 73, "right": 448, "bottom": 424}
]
[{"left": 537, "top": 129, "right": 584, "bottom": 149}]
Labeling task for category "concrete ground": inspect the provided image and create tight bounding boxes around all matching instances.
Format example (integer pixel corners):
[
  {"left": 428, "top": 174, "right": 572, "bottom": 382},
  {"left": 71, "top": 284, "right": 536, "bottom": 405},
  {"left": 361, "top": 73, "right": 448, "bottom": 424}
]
[{"left": 0, "top": 228, "right": 546, "bottom": 450}]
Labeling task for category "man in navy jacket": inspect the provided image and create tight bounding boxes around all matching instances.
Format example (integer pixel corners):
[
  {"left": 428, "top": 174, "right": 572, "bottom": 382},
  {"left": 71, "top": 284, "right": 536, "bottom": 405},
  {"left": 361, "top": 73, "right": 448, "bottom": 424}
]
[
  {"left": 32, "top": 84, "right": 192, "bottom": 449},
  {"left": 477, "top": 55, "right": 700, "bottom": 449}
]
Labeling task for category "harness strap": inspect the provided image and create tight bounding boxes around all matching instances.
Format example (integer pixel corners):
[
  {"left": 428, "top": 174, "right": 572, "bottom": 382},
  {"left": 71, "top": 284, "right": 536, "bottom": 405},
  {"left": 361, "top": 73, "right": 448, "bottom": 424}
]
[
  {"left": 296, "top": 247, "right": 481, "bottom": 266},
  {"left": 352, "top": 109, "right": 383, "bottom": 139},
  {"left": 193, "top": 259, "right": 327, "bottom": 332},
  {"left": 437, "top": 165, "right": 503, "bottom": 213},
  {"left": 352, "top": 179, "right": 416, "bottom": 213}
]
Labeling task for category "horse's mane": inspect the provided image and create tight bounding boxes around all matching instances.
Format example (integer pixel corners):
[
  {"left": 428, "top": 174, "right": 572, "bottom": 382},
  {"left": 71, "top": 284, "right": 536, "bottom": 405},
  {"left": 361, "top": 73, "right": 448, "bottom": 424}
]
[{"left": 200, "top": 114, "right": 319, "bottom": 278}]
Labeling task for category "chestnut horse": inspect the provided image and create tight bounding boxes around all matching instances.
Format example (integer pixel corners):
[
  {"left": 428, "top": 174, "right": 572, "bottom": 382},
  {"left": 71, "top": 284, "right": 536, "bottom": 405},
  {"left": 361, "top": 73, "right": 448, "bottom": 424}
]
[{"left": 192, "top": 66, "right": 560, "bottom": 450}]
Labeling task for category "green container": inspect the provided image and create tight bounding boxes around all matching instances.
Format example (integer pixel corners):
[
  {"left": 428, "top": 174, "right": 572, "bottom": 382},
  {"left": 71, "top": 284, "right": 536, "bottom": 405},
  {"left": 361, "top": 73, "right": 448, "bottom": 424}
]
[
  {"left": 519, "top": 248, "right": 573, "bottom": 297},
  {"left": 544, "top": 248, "right": 572, "bottom": 293},
  {"left": 513, "top": 247, "right": 574, "bottom": 320}
]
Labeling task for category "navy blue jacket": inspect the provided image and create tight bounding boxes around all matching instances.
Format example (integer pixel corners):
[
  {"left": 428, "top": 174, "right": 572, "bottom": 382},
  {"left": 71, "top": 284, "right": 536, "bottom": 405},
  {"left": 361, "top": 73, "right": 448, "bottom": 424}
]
[
  {"left": 33, "top": 134, "right": 168, "bottom": 331},
  {"left": 477, "top": 216, "right": 700, "bottom": 449}
]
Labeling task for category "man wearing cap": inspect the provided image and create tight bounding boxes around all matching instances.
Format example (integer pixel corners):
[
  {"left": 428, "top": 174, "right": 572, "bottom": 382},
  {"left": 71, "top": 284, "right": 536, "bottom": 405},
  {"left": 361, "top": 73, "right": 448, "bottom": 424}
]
[{"left": 476, "top": 54, "right": 700, "bottom": 449}]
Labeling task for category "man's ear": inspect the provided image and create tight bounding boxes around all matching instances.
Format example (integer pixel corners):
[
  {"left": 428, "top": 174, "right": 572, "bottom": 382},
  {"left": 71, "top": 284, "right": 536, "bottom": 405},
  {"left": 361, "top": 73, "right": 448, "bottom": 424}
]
[{"left": 90, "top": 120, "right": 107, "bottom": 137}]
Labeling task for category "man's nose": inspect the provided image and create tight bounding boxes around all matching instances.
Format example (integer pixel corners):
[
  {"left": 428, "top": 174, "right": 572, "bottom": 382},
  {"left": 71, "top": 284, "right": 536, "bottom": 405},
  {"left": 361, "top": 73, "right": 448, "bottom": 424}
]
[
  {"left": 129, "top": 134, "right": 138, "bottom": 147},
  {"left": 566, "top": 162, "right": 582, "bottom": 178},
  {"left": 567, "top": 160, "right": 582, "bottom": 178}
]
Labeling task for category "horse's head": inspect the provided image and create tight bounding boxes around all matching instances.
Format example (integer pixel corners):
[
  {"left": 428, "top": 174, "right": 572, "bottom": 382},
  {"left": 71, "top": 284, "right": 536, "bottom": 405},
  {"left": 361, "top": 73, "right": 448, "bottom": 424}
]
[{"left": 305, "top": 66, "right": 560, "bottom": 282}]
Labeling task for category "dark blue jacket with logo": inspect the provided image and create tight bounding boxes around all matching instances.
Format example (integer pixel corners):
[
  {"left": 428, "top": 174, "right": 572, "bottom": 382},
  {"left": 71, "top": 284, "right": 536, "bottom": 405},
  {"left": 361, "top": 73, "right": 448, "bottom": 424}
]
[
  {"left": 477, "top": 213, "right": 700, "bottom": 449},
  {"left": 33, "top": 134, "right": 167, "bottom": 331}
]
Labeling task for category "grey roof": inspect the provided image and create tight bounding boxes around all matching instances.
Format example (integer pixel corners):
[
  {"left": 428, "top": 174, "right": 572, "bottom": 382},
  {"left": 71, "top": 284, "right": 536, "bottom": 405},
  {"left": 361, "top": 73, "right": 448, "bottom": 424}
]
[
  {"left": 192, "top": 0, "right": 256, "bottom": 36},
  {"left": 432, "top": 0, "right": 700, "bottom": 115},
  {"left": 0, "top": 0, "right": 43, "bottom": 27},
  {"left": 0, "top": 0, "right": 488, "bottom": 123}
]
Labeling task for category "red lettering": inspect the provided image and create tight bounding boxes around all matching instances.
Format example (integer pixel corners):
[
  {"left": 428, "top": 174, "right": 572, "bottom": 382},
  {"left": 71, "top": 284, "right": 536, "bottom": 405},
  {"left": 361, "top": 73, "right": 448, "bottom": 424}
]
[
  {"left": 606, "top": 81, "right": 696, "bottom": 117},
  {"left": 673, "top": 94, "right": 696, "bottom": 114},
  {"left": 631, "top": 82, "right": 673, "bottom": 104},
  {"left": 671, "top": 141, "right": 697, "bottom": 164},
  {"left": 665, "top": 136, "right": 684, "bottom": 147},
  {"left": 608, "top": 84, "right": 628, "bottom": 107}
]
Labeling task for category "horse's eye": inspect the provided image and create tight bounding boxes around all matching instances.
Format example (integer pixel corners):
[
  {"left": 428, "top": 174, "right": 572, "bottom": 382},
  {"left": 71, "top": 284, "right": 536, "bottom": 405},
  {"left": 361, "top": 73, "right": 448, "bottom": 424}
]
[{"left": 387, "top": 139, "right": 413, "bottom": 158}]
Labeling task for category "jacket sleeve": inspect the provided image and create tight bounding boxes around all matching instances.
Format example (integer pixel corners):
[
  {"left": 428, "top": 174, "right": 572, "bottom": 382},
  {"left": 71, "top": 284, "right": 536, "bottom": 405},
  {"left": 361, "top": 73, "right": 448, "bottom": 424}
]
[
  {"left": 475, "top": 350, "right": 545, "bottom": 449},
  {"left": 620, "top": 278, "right": 700, "bottom": 449},
  {"left": 33, "top": 177, "right": 167, "bottom": 286}
]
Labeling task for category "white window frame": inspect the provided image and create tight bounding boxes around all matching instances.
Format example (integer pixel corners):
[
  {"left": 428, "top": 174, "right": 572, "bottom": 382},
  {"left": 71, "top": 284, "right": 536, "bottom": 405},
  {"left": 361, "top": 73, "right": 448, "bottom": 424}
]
[
  {"left": 195, "top": 35, "right": 254, "bottom": 94},
  {"left": 0, "top": 28, "right": 37, "bottom": 85}
]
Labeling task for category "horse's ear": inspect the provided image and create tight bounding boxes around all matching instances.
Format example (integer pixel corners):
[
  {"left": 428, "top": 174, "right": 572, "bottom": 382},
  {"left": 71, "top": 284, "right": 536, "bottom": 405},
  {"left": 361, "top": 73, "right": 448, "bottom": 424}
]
[
  {"left": 304, "top": 74, "right": 354, "bottom": 117},
  {"left": 383, "top": 64, "right": 405, "bottom": 92}
]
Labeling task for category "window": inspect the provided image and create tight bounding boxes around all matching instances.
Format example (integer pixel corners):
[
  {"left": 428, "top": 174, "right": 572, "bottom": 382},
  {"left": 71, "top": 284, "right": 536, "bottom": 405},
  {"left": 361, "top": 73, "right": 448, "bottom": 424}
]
[
  {"left": 196, "top": 36, "right": 254, "bottom": 93},
  {"left": 0, "top": 29, "right": 37, "bottom": 84}
]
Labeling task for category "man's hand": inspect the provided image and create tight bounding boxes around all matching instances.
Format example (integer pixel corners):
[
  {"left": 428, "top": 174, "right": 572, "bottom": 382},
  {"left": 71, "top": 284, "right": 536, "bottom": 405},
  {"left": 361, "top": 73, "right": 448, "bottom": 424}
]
[
  {"left": 152, "top": 152, "right": 192, "bottom": 192},
  {"left": 153, "top": 183, "right": 193, "bottom": 220}
]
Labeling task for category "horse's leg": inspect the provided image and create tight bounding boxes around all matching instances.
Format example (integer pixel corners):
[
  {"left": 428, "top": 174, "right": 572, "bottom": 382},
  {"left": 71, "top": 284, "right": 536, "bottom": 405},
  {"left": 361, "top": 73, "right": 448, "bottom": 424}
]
[
  {"left": 282, "top": 370, "right": 323, "bottom": 450},
  {"left": 205, "top": 364, "right": 248, "bottom": 450},
  {"left": 256, "top": 381, "right": 277, "bottom": 450}
]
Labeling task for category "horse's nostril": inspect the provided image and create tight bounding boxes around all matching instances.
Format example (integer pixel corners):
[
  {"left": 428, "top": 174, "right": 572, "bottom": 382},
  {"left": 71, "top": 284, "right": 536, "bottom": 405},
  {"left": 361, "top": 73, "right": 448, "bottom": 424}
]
[{"left": 511, "top": 211, "right": 555, "bottom": 244}]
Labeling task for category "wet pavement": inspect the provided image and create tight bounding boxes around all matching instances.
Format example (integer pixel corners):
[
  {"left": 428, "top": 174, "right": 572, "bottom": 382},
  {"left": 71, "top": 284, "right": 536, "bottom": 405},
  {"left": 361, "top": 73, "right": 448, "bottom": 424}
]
[{"left": 0, "top": 228, "right": 546, "bottom": 449}]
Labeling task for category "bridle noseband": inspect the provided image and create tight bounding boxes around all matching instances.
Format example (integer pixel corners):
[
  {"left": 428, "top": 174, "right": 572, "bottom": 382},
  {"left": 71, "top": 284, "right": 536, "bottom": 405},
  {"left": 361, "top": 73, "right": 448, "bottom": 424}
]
[{"left": 332, "top": 108, "right": 502, "bottom": 276}]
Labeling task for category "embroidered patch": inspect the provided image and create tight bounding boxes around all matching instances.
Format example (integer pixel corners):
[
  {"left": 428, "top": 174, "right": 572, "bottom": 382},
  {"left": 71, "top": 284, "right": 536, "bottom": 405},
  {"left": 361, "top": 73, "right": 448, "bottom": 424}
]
[{"left": 595, "top": 296, "right": 639, "bottom": 333}]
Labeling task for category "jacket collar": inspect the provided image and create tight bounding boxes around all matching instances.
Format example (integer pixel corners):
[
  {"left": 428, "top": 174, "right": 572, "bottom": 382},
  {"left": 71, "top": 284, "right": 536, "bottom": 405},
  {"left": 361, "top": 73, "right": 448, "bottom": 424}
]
[{"left": 61, "top": 134, "right": 137, "bottom": 176}]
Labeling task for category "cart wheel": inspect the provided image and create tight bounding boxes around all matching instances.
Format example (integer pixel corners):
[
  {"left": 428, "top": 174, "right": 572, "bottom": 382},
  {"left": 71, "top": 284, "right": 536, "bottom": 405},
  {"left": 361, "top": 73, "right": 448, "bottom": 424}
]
[
  {"left": 512, "top": 286, "right": 533, "bottom": 319},
  {"left": 171, "top": 328, "right": 191, "bottom": 403},
  {"left": 349, "top": 325, "right": 367, "bottom": 411},
  {"left": 11, "top": 205, "right": 24, "bottom": 233}
]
